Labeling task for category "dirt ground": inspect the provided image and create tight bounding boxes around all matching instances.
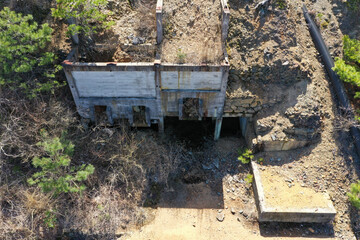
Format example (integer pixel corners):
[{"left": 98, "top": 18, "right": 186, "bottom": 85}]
[
  {"left": 161, "top": 0, "right": 223, "bottom": 64},
  {"left": 122, "top": 0, "right": 360, "bottom": 239},
  {"left": 122, "top": 136, "right": 336, "bottom": 239},
  {"left": 79, "top": 0, "right": 157, "bottom": 62},
  {"left": 259, "top": 166, "right": 334, "bottom": 209},
  {"left": 2, "top": 0, "right": 360, "bottom": 239}
]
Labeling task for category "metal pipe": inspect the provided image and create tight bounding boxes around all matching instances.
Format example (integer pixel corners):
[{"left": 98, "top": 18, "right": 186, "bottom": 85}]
[{"left": 302, "top": 4, "right": 360, "bottom": 157}]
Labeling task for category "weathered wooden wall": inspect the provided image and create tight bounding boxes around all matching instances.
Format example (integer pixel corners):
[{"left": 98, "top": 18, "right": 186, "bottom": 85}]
[
  {"left": 62, "top": 0, "right": 231, "bottom": 138},
  {"left": 158, "top": 64, "right": 228, "bottom": 119},
  {"left": 72, "top": 71, "right": 156, "bottom": 98},
  {"left": 63, "top": 60, "right": 229, "bottom": 130}
]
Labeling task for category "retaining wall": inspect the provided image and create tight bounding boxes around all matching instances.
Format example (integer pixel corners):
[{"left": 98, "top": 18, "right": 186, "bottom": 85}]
[{"left": 63, "top": 0, "right": 231, "bottom": 139}]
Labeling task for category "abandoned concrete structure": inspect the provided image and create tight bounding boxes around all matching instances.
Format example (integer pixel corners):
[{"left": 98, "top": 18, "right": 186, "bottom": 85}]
[{"left": 63, "top": 0, "right": 231, "bottom": 140}]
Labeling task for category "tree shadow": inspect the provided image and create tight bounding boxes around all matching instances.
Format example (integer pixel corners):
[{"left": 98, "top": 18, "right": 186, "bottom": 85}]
[
  {"left": 330, "top": 1, "right": 360, "bottom": 39},
  {"left": 156, "top": 134, "right": 247, "bottom": 209},
  {"left": 259, "top": 222, "right": 334, "bottom": 238},
  {"left": 148, "top": 115, "right": 249, "bottom": 209},
  {"left": 332, "top": 120, "right": 360, "bottom": 239},
  {"left": 227, "top": 0, "right": 297, "bottom": 53}
]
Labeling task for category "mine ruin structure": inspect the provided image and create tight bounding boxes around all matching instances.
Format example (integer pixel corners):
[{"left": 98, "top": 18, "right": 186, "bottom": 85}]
[{"left": 63, "top": 0, "right": 231, "bottom": 140}]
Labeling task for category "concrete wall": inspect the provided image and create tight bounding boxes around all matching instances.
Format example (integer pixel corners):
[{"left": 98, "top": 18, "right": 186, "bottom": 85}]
[
  {"left": 72, "top": 71, "right": 156, "bottom": 98},
  {"left": 63, "top": 54, "right": 229, "bottom": 128},
  {"left": 62, "top": 0, "right": 231, "bottom": 133},
  {"left": 159, "top": 64, "right": 229, "bottom": 119}
]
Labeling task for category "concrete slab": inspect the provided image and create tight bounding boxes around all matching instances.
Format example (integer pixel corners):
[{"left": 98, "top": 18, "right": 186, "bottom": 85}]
[{"left": 251, "top": 161, "right": 336, "bottom": 223}]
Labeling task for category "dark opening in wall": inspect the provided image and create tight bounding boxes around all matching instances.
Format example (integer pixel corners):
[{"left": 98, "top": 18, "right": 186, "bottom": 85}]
[
  {"left": 132, "top": 106, "right": 148, "bottom": 127},
  {"left": 180, "top": 98, "right": 202, "bottom": 120},
  {"left": 165, "top": 117, "right": 214, "bottom": 149},
  {"left": 221, "top": 117, "right": 241, "bottom": 137},
  {"left": 94, "top": 105, "right": 107, "bottom": 124}
]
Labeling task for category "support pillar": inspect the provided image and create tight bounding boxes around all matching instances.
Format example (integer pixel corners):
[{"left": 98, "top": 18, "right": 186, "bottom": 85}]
[
  {"left": 214, "top": 117, "right": 223, "bottom": 141},
  {"left": 158, "top": 117, "right": 164, "bottom": 133},
  {"left": 156, "top": 0, "right": 163, "bottom": 44},
  {"left": 239, "top": 117, "right": 247, "bottom": 138},
  {"left": 106, "top": 106, "right": 114, "bottom": 125},
  {"left": 221, "top": 0, "right": 230, "bottom": 43}
]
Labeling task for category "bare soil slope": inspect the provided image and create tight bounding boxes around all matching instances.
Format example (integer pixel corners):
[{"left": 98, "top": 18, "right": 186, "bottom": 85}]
[
  {"left": 161, "top": 0, "right": 223, "bottom": 64},
  {"left": 126, "top": 0, "right": 360, "bottom": 239}
]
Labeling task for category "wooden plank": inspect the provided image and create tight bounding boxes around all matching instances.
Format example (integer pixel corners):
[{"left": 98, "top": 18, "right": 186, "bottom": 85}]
[
  {"left": 72, "top": 71, "right": 156, "bottom": 98},
  {"left": 161, "top": 71, "right": 222, "bottom": 90}
]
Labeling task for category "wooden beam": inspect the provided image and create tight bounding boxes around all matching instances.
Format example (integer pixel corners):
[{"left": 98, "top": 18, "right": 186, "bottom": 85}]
[{"left": 214, "top": 117, "right": 223, "bottom": 140}]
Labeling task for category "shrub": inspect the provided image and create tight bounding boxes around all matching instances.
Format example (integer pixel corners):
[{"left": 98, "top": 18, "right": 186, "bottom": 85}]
[
  {"left": 44, "top": 209, "right": 57, "bottom": 228},
  {"left": 257, "top": 157, "right": 264, "bottom": 164},
  {"left": 0, "top": 7, "right": 62, "bottom": 98},
  {"left": 347, "top": 0, "right": 360, "bottom": 11},
  {"left": 343, "top": 35, "right": 360, "bottom": 65},
  {"left": 177, "top": 49, "right": 187, "bottom": 64},
  {"left": 244, "top": 174, "right": 254, "bottom": 184},
  {"left": 52, "top": 0, "right": 114, "bottom": 36},
  {"left": 238, "top": 148, "right": 254, "bottom": 164},
  {"left": 348, "top": 180, "right": 360, "bottom": 209},
  {"left": 27, "top": 130, "right": 95, "bottom": 196},
  {"left": 333, "top": 59, "right": 360, "bottom": 96},
  {"left": 333, "top": 35, "right": 360, "bottom": 98}
]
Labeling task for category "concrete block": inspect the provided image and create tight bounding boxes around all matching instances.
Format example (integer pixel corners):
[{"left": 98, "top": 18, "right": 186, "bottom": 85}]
[
  {"left": 156, "top": 0, "right": 163, "bottom": 44},
  {"left": 256, "top": 139, "right": 309, "bottom": 152},
  {"left": 251, "top": 162, "right": 336, "bottom": 223}
]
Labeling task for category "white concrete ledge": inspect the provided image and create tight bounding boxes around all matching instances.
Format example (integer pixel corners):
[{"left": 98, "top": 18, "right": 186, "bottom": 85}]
[{"left": 251, "top": 161, "right": 336, "bottom": 223}]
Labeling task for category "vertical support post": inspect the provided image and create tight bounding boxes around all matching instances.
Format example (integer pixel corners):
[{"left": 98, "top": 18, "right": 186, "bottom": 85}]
[
  {"left": 154, "top": 59, "right": 164, "bottom": 133},
  {"left": 156, "top": 0, "right": 163, "bottom": 45},
  {"left": 221, "top": 0, "right": 230, "bottom": 44},
  {"left": 106, "top": 106, "right": 114, "bottom": 125},
  {"left": 239, "top": 117, "right": 247, "bottom": 138},
  {"left": 90, "top": 106, "right": 95, "bottom": 122},
  {"left": 63, "top": 52, "right": 95, "bottom": 121},
  {"left": 158, "top": 117, "right": 164, "bottom": 133},
  {"left": 214, "top": 117, "right": 223, "bottom": 140}
]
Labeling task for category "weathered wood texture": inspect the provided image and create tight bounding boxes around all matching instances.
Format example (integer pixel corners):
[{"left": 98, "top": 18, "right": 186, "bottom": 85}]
[
  {"left": 161, "top": 71, "right": 222, "bottom": 90},
  {"left": 221, "top": 0, "right": 230, "bottom": 44},
  {"left": 72, "top": 71, "right": 156, "bottom": 98},
  {"left": 158, "top": 64, "right": 229, "bottom": 118},
  {"left": 63, "top": 61, "right": 229, "bottom": 125},
  {"left": 156, "top": 0, "right": 163, "bottom": 44}
]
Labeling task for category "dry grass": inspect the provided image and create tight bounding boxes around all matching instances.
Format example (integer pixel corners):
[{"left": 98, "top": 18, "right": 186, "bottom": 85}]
[
  {"left": 61, "top": 184, "right": 142, "bottom": 238},
  {"left": 0, "top": 1, "right": 186, "bottom": 239},
  {"left": 0, "top": 89, "right": 186, "bottom": 239},
  {"left": 0, "top": 185, "right": 57, "bottom": 240},
  {"left": 136, "top": 0, "right": 156, "bottom": 38},
  {"left": 0, "top": 93, "right": 76, "bottom": 162},
  {"left": 334, "top": 107, "right": 360, "bottom": 132}
]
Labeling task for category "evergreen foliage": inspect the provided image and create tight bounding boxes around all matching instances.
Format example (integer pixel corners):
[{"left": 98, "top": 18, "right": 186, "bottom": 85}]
[
  {"left": 27, "top": 130, "right": 95, "bottom": 196},
  {"left": 348, "top": 180, "right": 360, "bottom": 209},
  {"left": 333, "top": 35, "right": 360, "bottom": 98},
  {"left": 238, "top": 148, "right": 254, "bottom": 164},
  {"left": 343, "top": 35, "right": 360, "bottom": 64},
  {"left": 0, "top": 7, "right": 62, "bottom": 98},
  {"left": 347, "top": 0, "right": 360, "bottom": 11},
  {"left": 52, "top": 0, "right": 114, "bottom": 36}
]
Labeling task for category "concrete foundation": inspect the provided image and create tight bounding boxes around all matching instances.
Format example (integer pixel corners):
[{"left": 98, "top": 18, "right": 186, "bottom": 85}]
[
  {"left": 251, "top": 161, "right": 336, "bottom": 223},
  {"left": 63, "top": 0, "right": 231, "bottom": 140}
]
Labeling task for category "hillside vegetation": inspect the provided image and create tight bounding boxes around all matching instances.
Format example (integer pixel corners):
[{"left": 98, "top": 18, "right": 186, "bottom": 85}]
[{"left": 1, "top": 0, "right": 360, "bottom": 239}]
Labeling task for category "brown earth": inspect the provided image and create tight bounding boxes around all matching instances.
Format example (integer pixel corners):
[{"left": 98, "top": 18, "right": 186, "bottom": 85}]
[
  {"left": 1, "top": 0, "right": 360, "bottom": 239},
  {"left": 125, "top": 0, "right": 360, "bottom": 239},
  {"left": 79, "top": 0, "right": 157, "bottom": 62},
  {"left": 259, "top": 166, "right": 333, "bottom": 209},
  {"left": 161, "top": 0, "right": 223, "bottom": 64}
]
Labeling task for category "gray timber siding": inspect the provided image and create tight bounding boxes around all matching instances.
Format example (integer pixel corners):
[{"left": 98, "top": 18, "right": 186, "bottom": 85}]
[
  {"left": 62, "top": 0, "right": 230, "bottom": 134},
  {"left": 63, "top": 58, "right": 229, "bottom": 125}
]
